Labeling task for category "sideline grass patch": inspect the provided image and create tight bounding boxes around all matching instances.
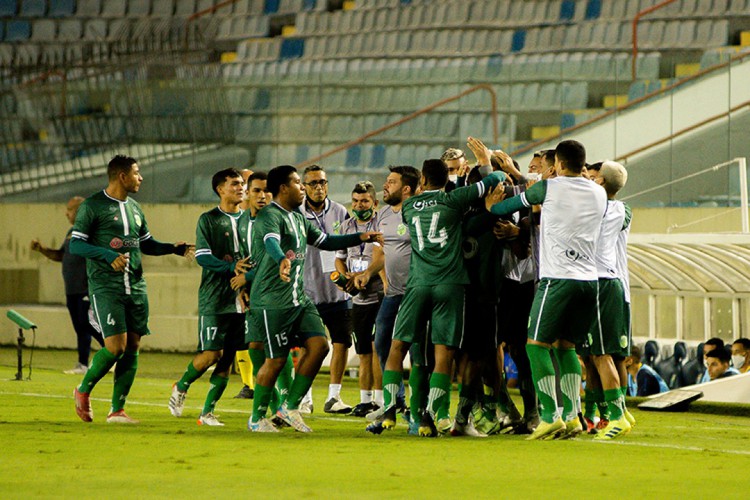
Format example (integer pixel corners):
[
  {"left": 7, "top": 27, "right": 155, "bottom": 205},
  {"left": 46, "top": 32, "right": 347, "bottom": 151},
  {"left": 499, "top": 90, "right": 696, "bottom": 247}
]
[{"left": 1, "top": 348, "right": 749, "bottom": 498}]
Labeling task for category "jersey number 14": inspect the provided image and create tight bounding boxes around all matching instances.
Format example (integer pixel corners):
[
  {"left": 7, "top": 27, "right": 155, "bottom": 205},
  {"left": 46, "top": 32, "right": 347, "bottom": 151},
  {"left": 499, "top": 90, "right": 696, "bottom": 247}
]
[{"left": 411, "top": 213, "right": 448, "bottom": 251}]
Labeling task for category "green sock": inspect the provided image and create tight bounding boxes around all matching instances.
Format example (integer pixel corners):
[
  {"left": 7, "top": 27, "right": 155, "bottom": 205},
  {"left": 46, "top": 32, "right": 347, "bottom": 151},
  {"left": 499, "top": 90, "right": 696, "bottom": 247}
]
[
  {"left": 554, "top": 347, "right": 582, "bottom": 422},
  {"left": 177, "top": 361, "right": 207, "bottom": 393},
  {"left": 383, "top": 369, "right": 403, "bottom": 412},
  {"left": 248, "top": 347, "right": 265, "bottom": 380},
  {"left": 78, "top": 347, "right": 120, "bottom": 394},
  {"left": 526, "top": 344, "right": 559, "bottom": 424},
  {"left": 605, "top": 388, "right": 625, "bottom": 420},
  {"left": 276, "top": 353, "right": 294, "bottom": 405},
  {"left": 408, "top": 365, "right": 428, "bottom": 418},
  {"left": 583, "top": 388, "right": 598, "bottom": 420},
  {"left": 482, "top": 384, "right": 497, "bottom": 412},
  {"left": 111, "top": 349, "right": 138, "bottom": 413},
  {"left": 621, "top": 384, "right": 629, "bottom": 410},
  {"left": 202, "top": 373, "right": 229, "bottom": 415},
  {"left": 286, "top": 373, "right": 315, "bottom": 410},
  {"left": 251, "top": 383, "right": 274, "bottom": 422},
  {"left": 596, "top": 387, "right": 610, "bottom": 420},
  {"left": 427, "top": 372, "right": 451, "bottom": 421},
  {"left": 456, "top": 382, "right": 474, "bottom": 425}
]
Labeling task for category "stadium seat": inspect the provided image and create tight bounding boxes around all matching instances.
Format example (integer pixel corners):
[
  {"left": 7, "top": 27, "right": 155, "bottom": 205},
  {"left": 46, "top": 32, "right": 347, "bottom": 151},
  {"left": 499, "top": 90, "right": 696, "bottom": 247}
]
[
  {"left": 681, "top": 342, "right": 705, "bottom": 386},
  {"left": 175, "top": 0, "right": 195, "bottom": 16},
  {"left": 31, "top": 19, "right": 56, "bottom": 42},
  {"left": 76, "top": 0, "right": 101, "bottom": 15},
  {"left": 152, "top": 0, "right": 174, "bottom": 16},
  {"left": 49, "top": 0, "right": 76, "bottom": 17},
  {"left": 656, "top": 342, "right": 687, "bottom": 389},
  {"left": 101, "top": 0, "right": 126, "bottom": 17},
  {"left": 643, "top": 340, "right": 660, "bottom": 367},
  {"left": 5, "top": 20, "right": 32, "bottom": 42},
  {"left": 58, "top": 19, "right": 83, "bottom": 41},
  {"left": 511, "top": 29, "right": 526, "bottom": 52},
  {"left": 0, "top": 0, "right": 16, "bottom": 16},
  {"left": 21, "top": 0, "right": 46, "bottom": 16}
]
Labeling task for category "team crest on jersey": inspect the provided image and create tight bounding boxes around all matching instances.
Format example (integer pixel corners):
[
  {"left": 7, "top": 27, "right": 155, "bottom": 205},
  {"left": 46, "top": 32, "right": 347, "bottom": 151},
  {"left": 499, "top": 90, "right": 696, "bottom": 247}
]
[
  {"left": 565, "top": 249, "right": 582, "bottom": 261},
  {"left": 333, "top": 221, "right": 341, "bottom": 234},
  {"left": 397, "top": 223, "right": 407, "bottom": 236},
  {"left": 619, "top": 336, "right": 628, "bottom": 349},
  {"left": 108, "top": 205, "right": 117, "bottom": 212},
  {"left": 285, "top": 250, "right": 304, "bottom": 261},
  {"left": 134, "top": 214, "right": 142, "bottom": 228},
  {"left": 110, "top": 238, "right": 123, "bottom": 249},
  {"left": 413, "top": 200, "right": 437, "bottom": 211}
]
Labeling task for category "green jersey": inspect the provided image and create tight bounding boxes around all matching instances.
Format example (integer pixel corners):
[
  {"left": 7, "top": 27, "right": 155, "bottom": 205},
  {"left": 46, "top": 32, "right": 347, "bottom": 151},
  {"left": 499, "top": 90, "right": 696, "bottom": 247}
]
[
  {"left": 71, "top": 190, "right": 152, "bottom": 296},
  {"left": 194, "top": 207, "right": 243, "bottom": 315},
  {"left": 249, "top": 202, "right": 327, "bottom": 310},
  {"left": 237, "top": 210, "right": 258, "bottom": 263},
  {"left": 463, "top": 210, "right": 504, "bottom": 301},
  {"left": 402, "top": 176, "right": 500, "bottom": 287}
]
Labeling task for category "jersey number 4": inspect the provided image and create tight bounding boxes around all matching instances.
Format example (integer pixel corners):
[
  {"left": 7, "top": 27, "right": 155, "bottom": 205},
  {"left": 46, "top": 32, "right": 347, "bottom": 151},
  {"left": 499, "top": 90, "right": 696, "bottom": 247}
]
[{"left": 411, "top": 213, "right": 448, "bottom": 251}]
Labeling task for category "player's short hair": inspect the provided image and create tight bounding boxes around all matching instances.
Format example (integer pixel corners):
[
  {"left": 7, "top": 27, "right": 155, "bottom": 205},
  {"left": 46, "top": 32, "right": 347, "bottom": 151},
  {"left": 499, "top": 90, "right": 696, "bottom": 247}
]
[
  {"left": 705, "top": 337, "right": 725, "bottom": 350},
  {"left": 107, "top": 155, "right": 137, "bottom": 180},
  {"left": 352, "top": 180, "right": 377, "bottom": 199},
  {"left": 268, "top": 165, "right": 297, "bottom": 196},
  {"left": 630, "top": 345, "right": 642, "bottom": 360},
  {"left": 248, "top": 171, "right": 267, "bottom": 184},
  {"left": 467, "top": 166, "right": 483, "bottom": 185},
  {"left": 422, "top": 159, "right": 448, "bottom": 189},
  {"left": 599, "top": 161, "right": 628, "bottom": 195},
  {"left": 706, "top": 346, "right": 730, "bottom": 363},
  {"left": 211, "top": 168, "right": 242, "bottom": 196},
  {"left": 441, "top": 148, "right": 465, "bottom": 161},
  {"left": 303, "top": 164, "right": 324, "bottom": 176},
  {"left": 555, "top": 140, "right": 586, "bottom": 173},
  {"left": 388, "top": 165, "right": 420, "bottom": 195},
  {"left": 588, "top": 161, "right": 603, "bottom": 172},
  {"left": 733, "top": 338, "right": 750, "bottom": 350},
  {"left": 542, "top": 149, "right": 556, "bottom": 166}
]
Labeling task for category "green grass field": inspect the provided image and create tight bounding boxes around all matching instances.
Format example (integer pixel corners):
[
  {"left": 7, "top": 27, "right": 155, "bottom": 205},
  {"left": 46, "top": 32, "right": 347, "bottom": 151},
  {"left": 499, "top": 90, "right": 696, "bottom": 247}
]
[{"left": 1, "top": 347, "right": 749, "bottom": 499}]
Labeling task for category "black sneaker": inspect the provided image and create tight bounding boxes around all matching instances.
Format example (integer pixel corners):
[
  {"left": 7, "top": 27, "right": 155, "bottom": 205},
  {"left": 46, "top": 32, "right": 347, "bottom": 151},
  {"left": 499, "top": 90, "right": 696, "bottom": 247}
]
[
  {"left": 233, "top": 385, "right": 254, "bottom": 399},
  {"left": 351, "top": 402, "right": 379, "bottom": 417}
]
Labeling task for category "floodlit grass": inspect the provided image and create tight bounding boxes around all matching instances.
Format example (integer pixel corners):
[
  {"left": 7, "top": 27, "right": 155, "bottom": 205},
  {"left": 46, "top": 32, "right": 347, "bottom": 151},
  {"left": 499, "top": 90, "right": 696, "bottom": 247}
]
[{"left": 1, "top": 347, "right": 749, "bottom": 498}]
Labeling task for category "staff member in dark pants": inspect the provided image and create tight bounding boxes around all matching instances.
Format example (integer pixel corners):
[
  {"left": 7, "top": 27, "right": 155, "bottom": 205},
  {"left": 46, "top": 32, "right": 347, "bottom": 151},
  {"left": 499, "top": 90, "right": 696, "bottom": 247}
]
[{"left": 31, "top": 196, "right": 104, "bottom": 374}]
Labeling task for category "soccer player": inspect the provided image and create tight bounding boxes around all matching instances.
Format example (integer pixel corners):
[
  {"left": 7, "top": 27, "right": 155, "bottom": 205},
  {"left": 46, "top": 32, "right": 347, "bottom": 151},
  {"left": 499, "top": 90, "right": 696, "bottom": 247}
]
[
  {"left": 247, "top": 165, "right": 381, "bottom": 432},
  {"left": 71, "top": 155, "right": 193, "bottom": 423},
  {"left": 583, "top": 160, "right": 635, "bottom": 440},
  {"left": 485, "top": 140, "right": 607, "bottom": 440},
  {"left": 299, "top": 165, "right": 354, "bottom": 414},
  {"left": 335, "top": 181, "right": 384, "bottom": 417},
  {"left": 168, "top": 168, "right": 252, "bottom": 426},
  {"left": 377, "top": 137, "right": 506, "bottom": 437},
  {"left": 30, "top": 196, "right": 105, "bottom": 374}
]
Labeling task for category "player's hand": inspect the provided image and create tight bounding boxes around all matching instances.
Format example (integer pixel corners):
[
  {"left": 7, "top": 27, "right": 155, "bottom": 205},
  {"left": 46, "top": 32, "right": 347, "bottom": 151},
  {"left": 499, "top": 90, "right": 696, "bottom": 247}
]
[
  {"left": 230, "top": 273, "right": 247, "bottom": 291},
  {"left": 484, "top": 185, "right": 506, "bottom": 212},
  {"left": 353, "top": 272, "right": 370, "bottom": 290},
  {"left": 493, "top": 220, "right": 519, "bottom": 240},
  {"left": 234, "top": 256, "right": 252, "bottom": 275},
  {"left": 492, "top": 150, "right": 515, "bottom": 173},
  {"left": 111, "top": 253, "right": 129, "bottom": 272},
  {"left": 344, "top": 272, "right": 361, "bottom": 293},
  {"left": 467, "top": 136, "right": 492, "bottom": 166},
  {"left": 457, "top": 161, "right": 471, "bottom": 177},
  {"left": 360, "top": 231, "right": 383, "bottom": 245},
  {"left": 526, "top": 178, "right": 538, "bottom": 189},
  {"left": 279, "top": 258, "right": 291, "bottom": 282},
  {"left": 239, "top": 290, "right": 250, "bottom": 311},
  {"left": 174, "top": 242, "right": 195, "bottom": 259}
]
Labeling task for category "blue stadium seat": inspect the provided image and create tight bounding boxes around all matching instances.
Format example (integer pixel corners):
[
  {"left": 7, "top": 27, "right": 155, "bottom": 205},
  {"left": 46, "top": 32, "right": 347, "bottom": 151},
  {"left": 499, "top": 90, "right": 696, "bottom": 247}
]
[
  {"left": 627, "top": 80, "right": 647, "bottom": 101},
  {"left": 49, "top": 0, "right": 76, "bottom": 17},
  {"left": 5, "top": 21, "right": 32, "bottom": 42},
  {"left": 511, "top": 30, "right": 525, "bottom": 52},
  {"left": 559, "top": 0, "right": 575, "bottom": 21},
  {"left": 264, "top": 0, "right": 280, "bottom": 14},
  {"left": 0, "top": 22, "right": 4, "bottom": 42},
  {"left": 585, "top": 0, "right": 601, "bottom": 19},
  {"left": 279, "top": 38, "right": 304, "bottom": 60},
  {"left": 0, "top": 0, "right": 16, "bottom": 16},
  {"left": 21, "top": 0, "right": 46, "bottom": 16},
  {"left": 368, "top": 144, "right": 386, "bottom": 169},
  {"left": 345, "top": 145, "right": 361, "bottom": 168}
]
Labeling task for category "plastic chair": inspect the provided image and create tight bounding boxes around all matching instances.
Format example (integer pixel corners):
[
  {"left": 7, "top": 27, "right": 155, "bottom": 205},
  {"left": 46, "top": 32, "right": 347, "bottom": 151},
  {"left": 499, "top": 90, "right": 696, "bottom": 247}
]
[{"left": 643, "top": 340, "right": 659, "bottom": 367}]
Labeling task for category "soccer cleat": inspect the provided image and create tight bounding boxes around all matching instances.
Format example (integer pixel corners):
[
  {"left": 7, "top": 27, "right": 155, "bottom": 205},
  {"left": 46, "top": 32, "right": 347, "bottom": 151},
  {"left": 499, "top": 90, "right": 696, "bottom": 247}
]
[
  {"left": 197, "top": 413, "right": 224, "bottom": 426},
  {"left": 366, "top": 405, "right": 385, "bottom": 422},
  {"left": 381, "top": 406, "right": 398, "bottom": 430},
  {"left": 624, "top": 410, "right": 636, "bottom": 428},
  {"left": 351, "top": 401, "right": 379, "bottom": 418},
  {"left": 298, "top": 401, "right": 314, "bottom": 415},
  {"left": 436, "top": 417, "right": 453, "bottom": 435},
  {"left": 595, "top": 418, "right": 610, "bottom": 431},
  {"left": 450, "top": 420, "right": 488, "bottom": 438},
  {"left": 64, "top": 363, "right": 88, "bottom": 375},
  {"left": 248, "top": 417, "right": 279, "bottom": 433},
  {"left": 276, "top": 405, "right": 312, "bottom": 433},
  {"left": 525, "top": 418, "right": 565, "bottom": 441},
  {"left": 584, "top": 416, "right": 598, "bottom": 434},
  {"left": 106, "top": 410, "right": 139, "bottom": 424},
  {"left": 324, "top": 396, "right": 352, "bottom": 414},
  {"left": 270, "top": 415, "right": 290, "bottom": 428},
  {"left": 418, "top": 412, "right": 437, "bottom": 437},
  {"left": 365, "top": 421, "right": 385, "bottom": 434},
  {"left": 168, "top": 383, "right": 187, "bottom": 417},
  {"left": 74, "top": 388, "right": 93, "bottom": 422},
  {"left": 233, "top": 385, "right": 254, "bottom": 400},
  {"left": 558, "top": 418, "right": 583, "bottom": 439},
  {"left": 593, "top": 417, "right": 632, "bottom": 441}
]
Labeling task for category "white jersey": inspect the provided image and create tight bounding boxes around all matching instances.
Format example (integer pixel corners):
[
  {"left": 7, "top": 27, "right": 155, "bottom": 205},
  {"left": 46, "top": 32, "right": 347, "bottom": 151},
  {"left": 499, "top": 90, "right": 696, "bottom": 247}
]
[
  {"left": 615, "top": 202, "right": 632, "bottom": 303},
  {"left": 596, "top": 200, "right": 626, "bottom": 279},
  {"left": 517, "top": 177, "right": 607, "bottom": 281}
]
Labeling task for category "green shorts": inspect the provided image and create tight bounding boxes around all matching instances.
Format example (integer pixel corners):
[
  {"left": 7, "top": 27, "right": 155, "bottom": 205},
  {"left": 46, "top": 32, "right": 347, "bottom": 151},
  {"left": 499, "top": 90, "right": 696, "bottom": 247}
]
[
  {"left": 198, "top": 313, "right": 246, "bottom": 352},
  {"left": 394, "top": 284, "right": 465, "bottom": 348},
  {"left": 582, "top": 279, "right": 630, "bottom": 357},
  {"left": 245, "top": 310, "right": 264, "bottom": 345},
  {"left": 527, "top": 278, "right": 598, "bottom": 346},
  {"left": 250, "top": 302, "right": 327, "bottom": 359},
  {"left": 90, "top": 292, "right": 150, "bottom": 338}
]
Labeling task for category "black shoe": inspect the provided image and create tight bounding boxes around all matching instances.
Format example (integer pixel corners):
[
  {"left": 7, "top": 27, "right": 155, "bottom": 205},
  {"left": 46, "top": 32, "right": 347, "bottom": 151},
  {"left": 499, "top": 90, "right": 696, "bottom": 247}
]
[
  {"left": 351, "top": 402, "right": 379, "bottom": 417},
  {"left": 233, "top": 385, "right": 254, "bottom": 399}
]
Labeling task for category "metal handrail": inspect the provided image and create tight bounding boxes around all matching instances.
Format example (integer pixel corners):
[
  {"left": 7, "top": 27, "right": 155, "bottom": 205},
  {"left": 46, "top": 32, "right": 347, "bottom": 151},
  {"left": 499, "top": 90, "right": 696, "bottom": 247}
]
[
  {"left": 298, "top": 84, "right": 499, "bottom": 168},
  {"left": 631, "top": 0, "right": 679, "bottom": 81}
]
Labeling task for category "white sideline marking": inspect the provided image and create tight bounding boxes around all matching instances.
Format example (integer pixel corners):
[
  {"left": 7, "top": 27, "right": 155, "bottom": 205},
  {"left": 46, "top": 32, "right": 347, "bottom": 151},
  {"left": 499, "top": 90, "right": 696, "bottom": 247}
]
[{"left": 589, "top": 439, "right": 750, "bottom": 456}]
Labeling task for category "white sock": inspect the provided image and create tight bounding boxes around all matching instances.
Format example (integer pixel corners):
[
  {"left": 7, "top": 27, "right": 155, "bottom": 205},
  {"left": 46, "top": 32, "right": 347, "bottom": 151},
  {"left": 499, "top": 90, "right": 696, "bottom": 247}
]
[
  {"left": 302, "top": 388, "right": 313, "bottom": 405},
  {"left": 374, "top": 390, "right": 384, "bottom": 407},
  {"left": 360, "top": 390, "right": 373, "bottom": 404},
  {"left": 328, "top": 384, "right": 342, "bottom": 400}
]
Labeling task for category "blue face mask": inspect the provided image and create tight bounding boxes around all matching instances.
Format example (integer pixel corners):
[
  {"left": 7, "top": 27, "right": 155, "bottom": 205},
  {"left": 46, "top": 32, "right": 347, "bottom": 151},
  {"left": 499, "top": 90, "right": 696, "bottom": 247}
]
[{"left": 353, "top": 208, "right": 373, "bottom": 221}]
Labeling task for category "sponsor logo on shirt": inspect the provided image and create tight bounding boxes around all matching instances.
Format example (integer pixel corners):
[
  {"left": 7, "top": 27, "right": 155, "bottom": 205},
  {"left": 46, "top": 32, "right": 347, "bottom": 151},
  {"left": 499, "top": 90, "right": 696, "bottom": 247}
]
[
  {"left": 332, "top": 221, "right": 341, "bottom": 234},
  {"left": 413, "top": 200, "right": 437, "bottom": 211},
  {"left": 285, "top": 250, "right": 305, "bottom": 261},
  {"left": 110, "top": 237, "right": 139, "bottom": 249},
  {"left": 397, "top": 223, "right": 407, "bottom": 236}
]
